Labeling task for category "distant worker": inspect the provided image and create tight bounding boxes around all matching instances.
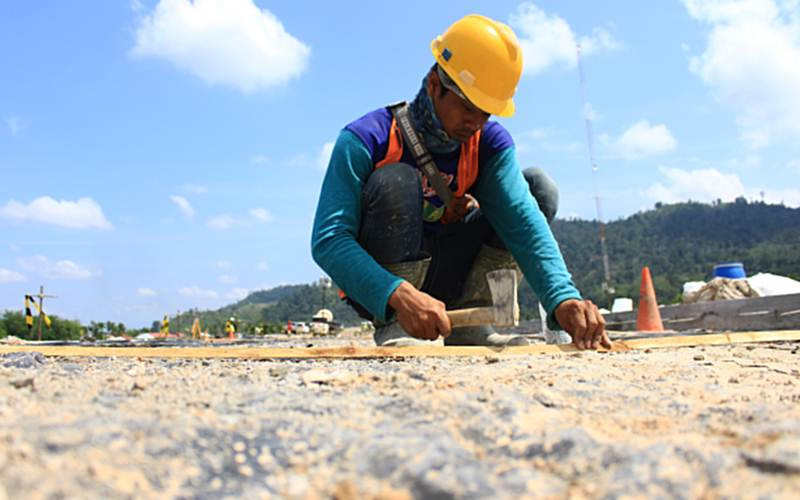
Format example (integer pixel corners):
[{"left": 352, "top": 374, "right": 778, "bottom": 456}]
[
  {"left": 160, "top": 314, "right": 170, "bottom": 338},
  {"left": 224, "top": 317, "right": 237, "bottom": 340},
  {"left": 312, "top": 14, "right": 610, "bottom": 349}
]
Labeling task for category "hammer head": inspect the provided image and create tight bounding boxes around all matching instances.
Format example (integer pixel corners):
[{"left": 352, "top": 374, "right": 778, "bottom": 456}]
[{"left": 486, "top": 269, "right": 520, "bottom": 327}]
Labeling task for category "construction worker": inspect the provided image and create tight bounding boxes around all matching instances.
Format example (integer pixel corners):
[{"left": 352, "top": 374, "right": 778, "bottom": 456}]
[
  {"left": 224, "top": 317, "right": 236, "bottom": 339},
  {"left": 312, "top": 14, "right": 610, "bottom": 350},
  {"left": 160, "top": 315, "right": 170, "bottom": 338}
]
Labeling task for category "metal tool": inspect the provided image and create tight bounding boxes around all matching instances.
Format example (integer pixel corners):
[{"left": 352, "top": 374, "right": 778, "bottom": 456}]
[{"left": 447, "top": 269, "right": 519, "bottom": 327}]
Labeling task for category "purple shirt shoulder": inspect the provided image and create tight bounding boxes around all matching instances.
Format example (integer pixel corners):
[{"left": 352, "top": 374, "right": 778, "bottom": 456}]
[{"left": 344, "top": 106, "right": 514, "bottom": 167}]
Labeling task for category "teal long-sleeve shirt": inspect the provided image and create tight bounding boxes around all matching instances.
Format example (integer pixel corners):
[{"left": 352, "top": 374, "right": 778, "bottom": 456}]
[{"left": 311, "top": 128, "right": 581, "bottom": 326}]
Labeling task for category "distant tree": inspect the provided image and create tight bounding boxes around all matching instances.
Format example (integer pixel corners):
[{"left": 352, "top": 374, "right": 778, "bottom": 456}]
[
  {"left": 46, "top": 316, "right": 82, "bottom": 341},
  {"left": 0, "top": 310, "right": 82, "bottom": 341},
  {"left": 88, "top": 321, "right": 102, "bottom": 338},
  {"left": 2, "top": 311, "right": 29, "bottom": 338}
]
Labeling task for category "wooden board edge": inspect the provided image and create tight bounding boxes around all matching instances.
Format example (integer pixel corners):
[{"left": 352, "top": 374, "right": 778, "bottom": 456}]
[{"left": 0, "top": 330, "right": 798, "bottom": 360}]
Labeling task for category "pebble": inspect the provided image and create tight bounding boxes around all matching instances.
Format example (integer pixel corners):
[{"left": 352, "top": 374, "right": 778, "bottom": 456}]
[
  {"left": 10, "top": 377, "right": 35, "bottom": 390},
  {"left": 2, "top": 352, "right": 46, "bottom": 369}
]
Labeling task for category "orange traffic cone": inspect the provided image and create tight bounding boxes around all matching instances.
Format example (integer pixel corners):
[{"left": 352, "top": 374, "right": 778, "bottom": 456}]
[{"left": 636, "top": 266, "right": 664, "bottom": 332}]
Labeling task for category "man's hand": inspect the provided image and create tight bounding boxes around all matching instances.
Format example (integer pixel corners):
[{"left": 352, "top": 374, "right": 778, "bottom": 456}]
[
  {"left": 441, "top": 194, "right": 478, "bottom": 224},
  {"left": 553, "top": 299, "right": 611, "bottom": 350},
  {"left": 388, "top": 281, "right": 451, "bottom": 340}
]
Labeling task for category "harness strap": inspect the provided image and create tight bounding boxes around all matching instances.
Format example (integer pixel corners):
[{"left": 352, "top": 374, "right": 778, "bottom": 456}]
[{"left": 391, "top": 103, "right": 456, "bottom": 208}]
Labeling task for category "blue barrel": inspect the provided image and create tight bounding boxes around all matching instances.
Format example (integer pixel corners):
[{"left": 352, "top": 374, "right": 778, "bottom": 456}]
[{"left": 713, "top": 262, "right": 746, "bottom": 279}]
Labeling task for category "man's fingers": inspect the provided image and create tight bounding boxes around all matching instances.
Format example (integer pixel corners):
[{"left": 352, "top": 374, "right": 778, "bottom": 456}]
[
  {"left": 438, "top": 310, "right": 452, "bottom": 339},
  {"left": 600, "top": 331, "right": 613, "bottom": 349},
  {"left": 592, "top": 305, "right": 608, "bottom": 349},
  {"left": 582, "top": 305, "right": 598, "bottom": 349},
  {"left": 570, "top": 305, "right": 588, "bottom": 349},
  {"left": 583, "top": 300, "right": 603, "bottom": 349}
]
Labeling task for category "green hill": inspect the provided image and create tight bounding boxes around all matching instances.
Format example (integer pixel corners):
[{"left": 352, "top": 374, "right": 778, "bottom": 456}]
[
  {"left": 174, "top": 284, "right": 363, "bottom": 335},
  {"left": 176, "top": 199, "right": 799, "bottom": 333},
  {"left": 550, "top": 198, "right": 799, "bottom": 308}
]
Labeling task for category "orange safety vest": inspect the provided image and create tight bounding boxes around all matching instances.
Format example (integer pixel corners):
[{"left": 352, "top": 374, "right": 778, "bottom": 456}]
[{"left": 375, "top": 118, "right": 482, "bottom": 198}]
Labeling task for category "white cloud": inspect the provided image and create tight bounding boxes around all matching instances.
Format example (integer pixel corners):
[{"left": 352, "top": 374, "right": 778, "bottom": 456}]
[
  {"left": 517, "top": 127, "right": 582, "bottom": 155},
  {"left": 645, "top": 167, "right": 744, "bottom": 204},
  {"left": 317, "top": 141, "right": 335, "bottom": 169},
  {"left": 131, "top": 0, "right": 311, "bottom": 92},
  {"left": 249, "top": 207, "right": 273, "bottom": 222},
  {"left": 207, "top": 214, "right": 240, "bottom": 230},
  {"left": 256, "top": 261, "right": 268, "bottom": 271},
  {"left": 137, "top": 287, "right": 158, "bottom": 297},
  {"left": 789, "top": 159, "right": 800, "bottom": 174},
  {"left": 644, "top": 166, "right": 800, "bottom": 208},
  {"left": 528, "top": 128, "right": 552, "bottom": 141},
  {"left": 179, "top": 184, "right": 208, "bottom": 194},
  {"left": 250, "top": 154, "right": 270, "bottom": 165},
  {"left": 613, "top": 120, "right": 677, "bottom": 159},
  {"left": 509, "top": 2, "right": 620, "bottom": 75},
  {"left": 6, "top": 117, "right": 21, "bottom": 136},
  {"left": 178, "top": 286, "right": 218, "bottom": 299},
  {"left": 0, "top": 196, "right": 112, "bottom": 230},
  {"left": 216, "top": 260, "right": 232, "bottom": 269},
  {"left": 762, "top": 188, "right": 800, "bottom": 206},
  {"left": 17, "top": 255, "right": 100, "bottom": 280},
  {"left": 219, "top": 274, "right": 236, "bottom": 284},
  {"left": 226, "top": 287, "right": 250, "bottom": 301},
  {"left": 582, "top": 102, "right": 600, "bottom": 122},
  {"left": 0, "top": 268, "right": 26, "bottom": 283},
  {"left": 169, "top": 195, "right": 195, "bottom": 217},
  {"left": 683, "top": 0, "right": 800, "bottom": 148}
]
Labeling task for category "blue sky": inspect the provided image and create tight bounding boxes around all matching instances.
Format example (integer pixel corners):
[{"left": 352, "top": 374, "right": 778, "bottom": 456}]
[{"left": 2, "top": 0, "right": 799, "bottom": 327}]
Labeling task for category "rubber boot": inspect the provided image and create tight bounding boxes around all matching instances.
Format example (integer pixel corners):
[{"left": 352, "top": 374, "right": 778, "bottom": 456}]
[
  {"left": 373, "top": 258, "right": 442, "bottom": 347},
  {"left": 446, "top": 245, "right": 529, "bottom": 347}
]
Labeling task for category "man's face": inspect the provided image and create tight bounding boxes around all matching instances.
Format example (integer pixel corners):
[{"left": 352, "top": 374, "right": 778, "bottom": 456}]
[{"left": 427, "top": 70, "right": 490, "bottom": 143}]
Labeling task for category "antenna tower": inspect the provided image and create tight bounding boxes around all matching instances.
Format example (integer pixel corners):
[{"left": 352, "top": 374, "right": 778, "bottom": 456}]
[{"left": 576, "top": 44, "right": 614, "bottom": 300}]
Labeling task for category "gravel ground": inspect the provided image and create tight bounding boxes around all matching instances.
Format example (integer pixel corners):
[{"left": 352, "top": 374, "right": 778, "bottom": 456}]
[{"left": 0, "top": 335, "right": 798, "bottom": 499}]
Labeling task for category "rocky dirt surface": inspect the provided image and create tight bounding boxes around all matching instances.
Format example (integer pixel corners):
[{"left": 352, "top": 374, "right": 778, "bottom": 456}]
[{"left": 0, "top": 335, "right": 798, "bottom": 499}]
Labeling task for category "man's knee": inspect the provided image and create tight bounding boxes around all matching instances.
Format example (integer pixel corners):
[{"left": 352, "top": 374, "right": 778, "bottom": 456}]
[
  {"left": 522, "top": 167, "right": 559, "bottom": 224},
  {"left": 362, "top": 162, "right": 420, "bottom": 210},
  {"left": 359, "top": 162, "right": 423, "bottom": 264}
]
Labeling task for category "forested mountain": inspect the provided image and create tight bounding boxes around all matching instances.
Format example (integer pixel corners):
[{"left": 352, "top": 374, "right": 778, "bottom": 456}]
[
  {"left": 552, "top": 198, "right": 799, "bottom": 308},
  {"left": 178, "top": 200, "right": 799, "bottom": 332}
]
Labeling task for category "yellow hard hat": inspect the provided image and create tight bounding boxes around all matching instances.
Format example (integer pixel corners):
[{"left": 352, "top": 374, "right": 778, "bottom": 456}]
[{"left": 431, "top": 14, "right": 523, "bottom": 117}]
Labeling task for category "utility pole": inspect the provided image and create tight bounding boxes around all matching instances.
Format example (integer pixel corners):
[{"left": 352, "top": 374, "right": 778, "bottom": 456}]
[
  {"left": 319, "top": 277, "right": 331, "bottom": 311},
  {"left": 576, "top": 44, "right": 614, "bottom": 304},
  {"left": 33, "top": 285, "right": 57, "bottom": 341}
]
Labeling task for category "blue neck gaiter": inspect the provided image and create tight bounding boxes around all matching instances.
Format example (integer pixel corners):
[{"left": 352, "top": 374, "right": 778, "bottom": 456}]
[{"left": 407, "top": 73, "right": 462, "bottom": 155}]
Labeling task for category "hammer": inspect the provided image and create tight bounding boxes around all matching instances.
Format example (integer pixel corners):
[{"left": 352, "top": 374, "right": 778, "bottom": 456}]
[{"left": 446, "top": 269, "right": 520, "bottom": 327}]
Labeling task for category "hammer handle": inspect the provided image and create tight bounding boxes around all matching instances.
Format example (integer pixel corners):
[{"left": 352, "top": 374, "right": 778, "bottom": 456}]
[{"left": 447, "top": 307, "right": 494, "bottom": 328}]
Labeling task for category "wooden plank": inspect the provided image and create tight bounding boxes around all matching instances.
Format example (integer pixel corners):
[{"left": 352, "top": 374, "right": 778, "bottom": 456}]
[{"left": 0, "top": 330, "right": 798, "bottom": 360}]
